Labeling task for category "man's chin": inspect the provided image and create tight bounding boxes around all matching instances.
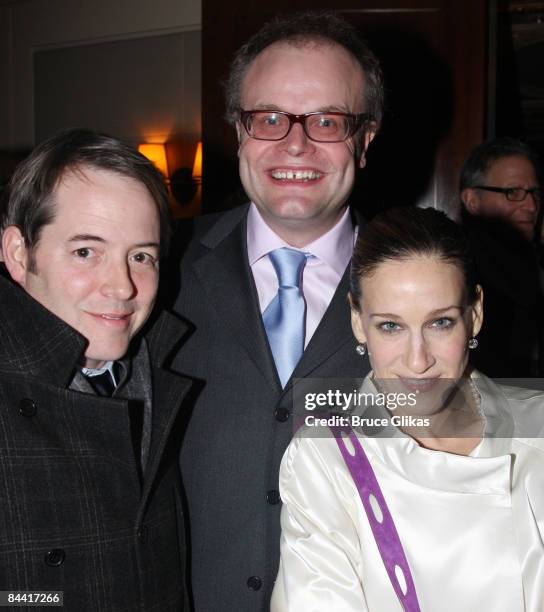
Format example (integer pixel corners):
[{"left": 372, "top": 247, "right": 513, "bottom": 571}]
[
  {"left": 513, "top": 223, "right": 535, "bottom": 240},
  {"left": 266, "top": 198, "right": 347, "bottom": 223},
  {"left": 83, "top": 346, "right": 129, "bottom": 368}
]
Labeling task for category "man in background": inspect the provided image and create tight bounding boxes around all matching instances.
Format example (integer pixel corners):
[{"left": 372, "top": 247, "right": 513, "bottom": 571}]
[
  {"left": 460, "top": 137, "right": 543, "bottom": 377},
  {"left": 0, "top": 128, "right": 190, "bottom": 610},
  {"left": 173, "top": 11, "right": 383, "bottom": 611}
]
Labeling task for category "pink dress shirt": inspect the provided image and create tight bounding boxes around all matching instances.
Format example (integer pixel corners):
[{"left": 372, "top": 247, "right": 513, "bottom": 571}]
[{"left": 246, "top": 203, "right": 356, "bottom": 347}]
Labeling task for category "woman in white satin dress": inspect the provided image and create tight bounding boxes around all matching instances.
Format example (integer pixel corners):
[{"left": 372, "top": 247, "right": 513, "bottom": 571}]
[{"left": 271, "top": 207, "right": 544, "bottom": 612}]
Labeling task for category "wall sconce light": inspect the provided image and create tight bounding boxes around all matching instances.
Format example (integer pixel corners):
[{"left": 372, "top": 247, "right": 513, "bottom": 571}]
[
  {"left": 170, "top": 141, "right": 202, "bottom": 205},
  {"left": 137, "top": 143, "right": 169, "bottom": 178},
  {"left": 139, "top": 141, "right": 202, "bottom": 206}
]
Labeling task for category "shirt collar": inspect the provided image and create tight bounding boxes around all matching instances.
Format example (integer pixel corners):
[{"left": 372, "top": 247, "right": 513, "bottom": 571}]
[
  {"left": 246, "top": 203, "right": 355, "bottom": 275},
  {"left": 81, "top": 362, "right": 112, "bottom": 376},
  {"left": 81, "top": 361, "right": 120, "bottom": 386}
]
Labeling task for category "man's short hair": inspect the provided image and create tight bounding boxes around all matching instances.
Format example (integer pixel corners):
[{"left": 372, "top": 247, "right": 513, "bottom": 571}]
[
  {"left": 225, "top": 10, "right": 384, "bottom": 128},
  {"left": 1, "top": 128, "right": 171, "bottom": 263},
  {"left": 459, "top": 137, "right": 541, "bottom": 192}
]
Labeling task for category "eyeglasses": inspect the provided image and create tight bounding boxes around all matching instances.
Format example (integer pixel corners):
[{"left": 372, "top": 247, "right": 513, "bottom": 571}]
[
  {"left": 239, "top": 109, "right": 371, "bottom": 143},
  {"left": 474, "top": 185, "right": 542, "bottom": 202}
]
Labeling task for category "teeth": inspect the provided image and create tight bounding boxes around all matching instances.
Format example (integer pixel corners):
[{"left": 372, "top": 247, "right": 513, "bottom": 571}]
[
  {"left": 101, "top": 314, "right": 125, "bottom": 320},
  {"left": 271, "top": 170, "right": 321, "bottom": 180}
]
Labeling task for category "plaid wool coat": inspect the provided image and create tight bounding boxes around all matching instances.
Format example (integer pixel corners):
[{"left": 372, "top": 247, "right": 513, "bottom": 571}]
[{"left": 0, "top": 274, "right": 191, "bottom": 611}]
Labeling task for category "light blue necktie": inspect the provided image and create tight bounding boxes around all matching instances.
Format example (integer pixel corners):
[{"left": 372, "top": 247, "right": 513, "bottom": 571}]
[{"left": 263, "top": 247, "right": 309, "bottom": 387}]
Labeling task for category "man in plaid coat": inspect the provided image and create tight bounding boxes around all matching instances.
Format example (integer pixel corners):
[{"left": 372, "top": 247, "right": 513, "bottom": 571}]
[{"left": 0, "top": 129, "right": 190, "bottom": 611}]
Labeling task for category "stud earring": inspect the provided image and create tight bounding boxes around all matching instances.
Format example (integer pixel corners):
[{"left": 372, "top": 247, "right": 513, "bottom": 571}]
[
  {"left": 355, "top": 343, "right": 367, "bottom": 356},
  {"left": 468, "top": 337, "right": 479, "bottom": 350}
]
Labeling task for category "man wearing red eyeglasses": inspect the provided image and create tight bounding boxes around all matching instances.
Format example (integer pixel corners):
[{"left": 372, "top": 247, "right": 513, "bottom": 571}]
[{"left": 172, "top": 11, "right": 383, "bottom": 612}]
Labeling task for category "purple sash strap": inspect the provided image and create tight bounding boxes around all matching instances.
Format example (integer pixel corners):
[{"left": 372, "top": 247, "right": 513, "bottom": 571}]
[{"left": 331, "top": 425, "right": 421, "bottom": 612}]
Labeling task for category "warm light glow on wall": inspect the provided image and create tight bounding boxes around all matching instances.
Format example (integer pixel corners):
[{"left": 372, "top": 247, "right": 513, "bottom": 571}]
[
  {"left": 138, "top": 143, "right": 169, "bottom": 177},
  {"left": 192, "top": 141, "right": 202, "bottom": 180}
]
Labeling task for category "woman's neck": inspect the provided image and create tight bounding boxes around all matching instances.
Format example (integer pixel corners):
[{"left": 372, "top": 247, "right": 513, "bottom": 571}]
[{"left": 396, "top": 375, "right": 485, "bottom": 456}]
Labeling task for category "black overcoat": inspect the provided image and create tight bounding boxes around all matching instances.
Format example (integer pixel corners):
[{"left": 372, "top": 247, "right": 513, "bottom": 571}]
[{"left": 0, "top": 275, "right": 191, "bottom": 611}]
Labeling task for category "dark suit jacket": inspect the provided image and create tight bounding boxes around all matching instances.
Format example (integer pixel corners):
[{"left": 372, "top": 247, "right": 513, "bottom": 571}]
[
  {"left": 463, "top": 216, "right": 544, "bottom": 377},
  {"left": 173, "top": 205, "right": 370, "bottom": 611},
  {"left": 0, "top": 274, "right": 191, "bottom": 611}
]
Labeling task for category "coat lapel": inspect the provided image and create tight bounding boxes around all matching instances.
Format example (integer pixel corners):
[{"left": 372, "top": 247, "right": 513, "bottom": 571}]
[
  {"left": 292, "top": 207, "right": 363, "bottom": 380},
  {"left": 291, "top": 266, "right": 355, "bottom": 381},
  {"left": 192, "top": 211, "right": 280, "bottom": 392},
  {"left": 0, "top": 274, "right": 86, "bottom": 386},
  {"left": 138, "top": 310, "right": 193, "bottom": 514}
]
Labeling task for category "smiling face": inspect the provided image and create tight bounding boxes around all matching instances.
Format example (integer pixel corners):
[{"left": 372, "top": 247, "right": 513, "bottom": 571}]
[
  {"left": 351, "top": 255, "right": 483, "bottom": 390},
  {"left": 462, "top": 155, "right": 539, "bottom": 240},
  {"left": 237, "top": 41, "right": 374, "bottom": 246},
  {"left": 3, "top": 166, "right": 161, "bottom": 368}
]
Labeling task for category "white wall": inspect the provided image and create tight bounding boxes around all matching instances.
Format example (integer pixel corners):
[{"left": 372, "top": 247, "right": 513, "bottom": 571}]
[{"left": 0, "top": 0, "right": 201, "bottom": 149}]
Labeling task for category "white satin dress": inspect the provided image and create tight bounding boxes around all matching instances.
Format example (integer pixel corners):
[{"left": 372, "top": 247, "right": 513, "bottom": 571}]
[{"left": 271, "top": 373, "right": 544, "bottom": 612}]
